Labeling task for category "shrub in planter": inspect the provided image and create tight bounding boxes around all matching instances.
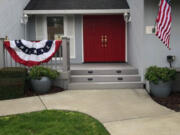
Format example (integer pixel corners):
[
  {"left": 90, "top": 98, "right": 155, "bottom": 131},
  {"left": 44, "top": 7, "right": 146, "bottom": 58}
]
[
  {"left": 145, "top": 66, "right": 176, "bottom": 98},
  {"left": 0, "top": 67, "right": 28, "bottom": 100},
  {"left": 29, "top": 66, "right": 59, "bottom": 94}
]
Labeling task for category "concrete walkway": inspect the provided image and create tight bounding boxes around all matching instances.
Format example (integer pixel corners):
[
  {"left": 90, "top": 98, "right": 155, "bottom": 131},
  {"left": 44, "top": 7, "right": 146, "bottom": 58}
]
[{"left": 0, "top": 89, "right": 180, "bottom": 135}]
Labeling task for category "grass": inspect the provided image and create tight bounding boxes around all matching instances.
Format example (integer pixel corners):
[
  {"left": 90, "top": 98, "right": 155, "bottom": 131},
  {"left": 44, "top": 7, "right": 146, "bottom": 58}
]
[{"left": 0, "top": 110, "right": 110, "bottom": 135}]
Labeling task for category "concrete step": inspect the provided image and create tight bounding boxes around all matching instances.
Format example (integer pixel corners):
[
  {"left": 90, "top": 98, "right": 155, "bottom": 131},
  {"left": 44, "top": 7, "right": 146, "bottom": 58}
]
[
  {"left": 71, "top": 69, "right": 138, "bottom": 75},
  {"left": 68, "top": 82, "right": 144, "bottom": 90},
  {"left": 70, "top": 75, "right": 141, "bottom": 82}
]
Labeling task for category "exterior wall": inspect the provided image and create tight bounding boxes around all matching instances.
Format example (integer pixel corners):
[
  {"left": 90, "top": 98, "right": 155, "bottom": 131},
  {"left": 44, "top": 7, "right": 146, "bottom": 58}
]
[
  {"left": 126, "top": 0, "right": 145, "bottom": 80},
  {"left": 127, "top": 0, "right": 180, "bottom": 81},
  {"left": 0, "top": 0, "right": 30, "bottom": 39},
  {"left": 3, "top": 0, "right": 179, "bottom": 77},
  {"left": 144, "top": 0, "right": 180, "bottom": 70}
]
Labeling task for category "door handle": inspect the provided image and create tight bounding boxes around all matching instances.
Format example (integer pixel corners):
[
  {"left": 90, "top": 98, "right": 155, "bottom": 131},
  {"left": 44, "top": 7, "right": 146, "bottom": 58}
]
[
  {"left": 104, "top": 35, "right": 108, "bottom": 48},
  {"left": 101, "top": 35, "right": 108, "bottom": 48},
  {"left": 101, "top": 35, "right": 105, "bottom": 48}
]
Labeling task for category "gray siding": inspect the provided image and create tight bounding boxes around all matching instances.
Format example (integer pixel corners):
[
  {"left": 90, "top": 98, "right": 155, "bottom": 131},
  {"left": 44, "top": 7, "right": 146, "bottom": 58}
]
[
  {"left": 144, "top": 0, "right": 180, "bottom": 69},
  {"left": 0, "top": 0, "right": 30, "bottom": 39},
  {"left": 126, "top": 0, "right": 145, "bottom": 80},
  {"left": 127, "top": 0, "right": 180, "bottom": 81}
]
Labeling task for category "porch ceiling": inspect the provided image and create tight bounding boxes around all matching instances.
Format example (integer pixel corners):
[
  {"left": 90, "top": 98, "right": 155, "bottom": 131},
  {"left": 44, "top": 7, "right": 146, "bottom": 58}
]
[{"left": 24, "top": 0, "right": 130, "bottom": 15}]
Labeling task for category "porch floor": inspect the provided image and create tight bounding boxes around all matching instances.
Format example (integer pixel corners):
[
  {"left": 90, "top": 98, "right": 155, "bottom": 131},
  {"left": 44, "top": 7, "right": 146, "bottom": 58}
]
[{"left": 70, "top": 63, "right": 135, "bottom": 70}]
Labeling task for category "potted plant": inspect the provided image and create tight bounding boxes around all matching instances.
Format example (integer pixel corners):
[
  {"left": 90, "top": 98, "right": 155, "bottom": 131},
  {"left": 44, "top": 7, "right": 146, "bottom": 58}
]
[
  {"left": 29, "top": 66, "right": 59, "bottom": 94},
  {"left": 145, "top": 66, "right": 176, "bottom": 98}
]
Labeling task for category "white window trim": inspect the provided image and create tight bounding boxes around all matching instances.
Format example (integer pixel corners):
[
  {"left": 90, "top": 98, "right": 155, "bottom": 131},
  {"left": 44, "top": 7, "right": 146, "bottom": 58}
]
[
  {"left": 35, "top": 15, "right": 76, "bottom": 60},
  {"left": 45, "top": 15, "right": 66, "bottom": 61},
  {"left": 44, "top": 15, "right": 67, "bottom": 39},
  {"left": 45, "top": 15, "right": 76, "bottom": 59}
]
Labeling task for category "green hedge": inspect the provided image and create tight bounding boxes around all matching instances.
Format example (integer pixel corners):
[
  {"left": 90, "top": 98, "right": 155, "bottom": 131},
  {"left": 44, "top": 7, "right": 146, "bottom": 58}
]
[
  {"left": 0, "top": 67, "right": 27, "bottom": 78},
  {"left": 0, "top": 67, "right": 27, "bottom": 100}
]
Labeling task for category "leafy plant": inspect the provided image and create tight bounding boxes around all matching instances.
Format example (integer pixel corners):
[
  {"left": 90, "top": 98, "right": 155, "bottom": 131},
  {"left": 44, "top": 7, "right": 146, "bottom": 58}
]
[
  {"left": 29, "top": 66, "right": 59, "bottom": 80},
  {"left": 145, "top": 66, "right": 176, "bottom": 84}
]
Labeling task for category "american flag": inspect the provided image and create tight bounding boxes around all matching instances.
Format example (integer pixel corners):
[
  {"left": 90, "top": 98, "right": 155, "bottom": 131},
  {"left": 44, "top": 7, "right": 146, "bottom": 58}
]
[{"left": 156, "top": 0, "right": 172, "bottom": 49}]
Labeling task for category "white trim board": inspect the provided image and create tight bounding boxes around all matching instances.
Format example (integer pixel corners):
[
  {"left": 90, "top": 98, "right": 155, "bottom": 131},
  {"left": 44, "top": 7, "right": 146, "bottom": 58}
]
[
  {"left": 81, "top": 16, "right": 84, "bottom": 63},
  {"left": 24, "top": 9, "right": 130, "bottom": 15},
  {"left": 125, "top": 21, "right": 128, "bottom": 62}
]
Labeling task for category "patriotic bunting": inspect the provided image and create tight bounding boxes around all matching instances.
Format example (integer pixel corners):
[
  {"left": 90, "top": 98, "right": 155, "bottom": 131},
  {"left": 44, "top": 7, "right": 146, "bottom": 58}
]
[
  {"left": 156, "top": 0, "right": 172, "bottom": 49},
  {"left": 4, "top": 40, "right": 62, "bottom": 67}
]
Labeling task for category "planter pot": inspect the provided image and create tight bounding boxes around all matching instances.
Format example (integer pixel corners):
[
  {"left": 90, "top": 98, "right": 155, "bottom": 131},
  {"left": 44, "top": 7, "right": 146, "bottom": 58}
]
[
  {"left": 31, "top": 77, "right": 52, "bottom": 94},
  {"left": 150, "top": 81, "right": 172, "bottom": 98}
]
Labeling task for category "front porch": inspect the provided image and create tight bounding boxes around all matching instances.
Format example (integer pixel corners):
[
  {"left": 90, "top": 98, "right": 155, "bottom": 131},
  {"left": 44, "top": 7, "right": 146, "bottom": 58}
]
[{"left": 0, "top": 38, "right": 143, "bottom": 90}]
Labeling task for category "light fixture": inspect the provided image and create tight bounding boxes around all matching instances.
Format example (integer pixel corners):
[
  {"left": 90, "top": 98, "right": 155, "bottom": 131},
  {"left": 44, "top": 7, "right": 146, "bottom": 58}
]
[
  {"left": 167, "top": 55, "right": 175, "bottom": 68},
  {"left": 21, "top": 14, "right": 29, "bottom": 40},
  {"left": 21, "top": 14, "right": 29, "bottom": 24},
  {"left": 124, "top": 12, "right": 131, "bottom": 23}
]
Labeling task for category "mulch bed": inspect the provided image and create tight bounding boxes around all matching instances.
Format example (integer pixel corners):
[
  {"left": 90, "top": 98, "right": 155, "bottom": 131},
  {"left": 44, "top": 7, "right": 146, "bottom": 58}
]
[
  {"left": 24, "top": 86, "right": 64, "bottom": 97},
  {"left": 151, "top": 92, "right": 180, "bottom": 112}
]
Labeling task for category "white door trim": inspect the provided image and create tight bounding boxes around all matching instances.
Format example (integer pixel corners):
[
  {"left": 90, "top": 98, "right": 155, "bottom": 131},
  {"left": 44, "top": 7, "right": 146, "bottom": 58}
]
[
  {"left": 125, "top": 21, "right": 128, "bottom": 63},
  {"left": 81, "top": 16, "right": 84, "bottom": 63}
]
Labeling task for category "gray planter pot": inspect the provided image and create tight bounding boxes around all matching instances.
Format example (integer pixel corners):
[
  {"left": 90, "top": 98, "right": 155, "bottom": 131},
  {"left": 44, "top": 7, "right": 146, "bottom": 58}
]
[
  {"left": 150, "top": 81, "right": 172, "bottom": 98},
  {"left": 31, "top": 77, "right": 52, "bottom": 94}
]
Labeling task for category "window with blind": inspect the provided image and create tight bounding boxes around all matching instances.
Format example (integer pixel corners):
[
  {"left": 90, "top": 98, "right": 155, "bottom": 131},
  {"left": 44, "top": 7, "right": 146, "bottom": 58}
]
[
  {"left": 47, "top": 17, "right": 64, "bottom": 40},
  {"left": 47, "top": 17, "right": 64, "bottom": 58}
]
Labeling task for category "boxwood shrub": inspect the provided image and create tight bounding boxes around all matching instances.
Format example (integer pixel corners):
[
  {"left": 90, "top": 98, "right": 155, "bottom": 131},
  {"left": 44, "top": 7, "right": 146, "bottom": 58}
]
[{"left": 145, "top": 66, "right": 176, "bottom": 84}]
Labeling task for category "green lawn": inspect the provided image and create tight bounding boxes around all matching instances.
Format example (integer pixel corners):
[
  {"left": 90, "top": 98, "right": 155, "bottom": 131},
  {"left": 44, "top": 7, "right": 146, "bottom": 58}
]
[{"left": 0, "top": 110, "right": 110, "bottom": 135}]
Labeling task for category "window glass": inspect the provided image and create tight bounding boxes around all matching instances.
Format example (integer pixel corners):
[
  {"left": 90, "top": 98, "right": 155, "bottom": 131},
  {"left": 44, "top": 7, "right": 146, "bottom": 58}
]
[{"left": 47, "top": 17, "right": 64, "bottom": 40}]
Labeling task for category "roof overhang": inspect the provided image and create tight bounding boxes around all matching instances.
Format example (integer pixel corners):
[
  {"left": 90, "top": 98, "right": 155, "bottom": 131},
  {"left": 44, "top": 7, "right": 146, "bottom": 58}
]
[{"left": 24, "top": 9, "right": 130, "bottom": 15}]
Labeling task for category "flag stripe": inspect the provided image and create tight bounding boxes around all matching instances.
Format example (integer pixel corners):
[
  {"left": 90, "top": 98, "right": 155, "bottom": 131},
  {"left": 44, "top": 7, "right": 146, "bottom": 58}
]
[
  {"left": 156, "top": 0, "right": 164, "bottom": 36},
  {"left": 157, "top": 0, "right": 166, "bottom": 37},
  {"left": 156, "top": 0, "right": 172, "bottom": 49},
  {"left": 160, "top": 5, "right": 170, "bottom": 40},
  {"left": 158, "top": 1, "right": 167, "bottom": 38},
  {"left": 162, "top": 15, "right": 171, "bottom": 44}
]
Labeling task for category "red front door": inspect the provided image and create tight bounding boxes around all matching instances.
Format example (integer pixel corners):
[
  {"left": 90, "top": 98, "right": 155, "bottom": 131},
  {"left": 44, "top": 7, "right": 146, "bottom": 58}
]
[{"left": 83, "top": 15, "right": 125, "bottom": 62}]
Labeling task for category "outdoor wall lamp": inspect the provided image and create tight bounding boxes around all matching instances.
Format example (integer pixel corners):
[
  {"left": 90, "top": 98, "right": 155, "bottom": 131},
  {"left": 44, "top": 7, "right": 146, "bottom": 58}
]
[
  {"left": 124, "top": 12, "right": 131, "bottom": 23},
  {"left": 167, "top": 55, "right": 175, "bottom": 68},
  {"left": 21, "top": 14, "right": 29, "bottom": 40},
  {"left": 21, "top": 14, "right": 29, "bottom": 24}
]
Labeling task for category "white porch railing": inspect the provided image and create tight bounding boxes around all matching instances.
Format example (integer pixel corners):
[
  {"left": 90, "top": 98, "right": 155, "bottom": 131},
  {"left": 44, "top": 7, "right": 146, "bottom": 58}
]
[{"left": 0, "top": 37, "right": 70, "bottom": 72}]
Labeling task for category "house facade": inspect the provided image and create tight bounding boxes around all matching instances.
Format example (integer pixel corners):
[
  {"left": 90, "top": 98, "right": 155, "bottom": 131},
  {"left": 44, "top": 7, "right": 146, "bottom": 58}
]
[{"left": 0, "top": 0, "right": 180, "bottom": 83}]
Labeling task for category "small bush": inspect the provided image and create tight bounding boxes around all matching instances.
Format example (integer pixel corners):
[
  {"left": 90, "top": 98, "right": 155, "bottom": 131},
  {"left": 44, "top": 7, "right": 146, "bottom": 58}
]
[
  {"left": 0, "top": 67, "right": 27, "bottom": 100},
  {"left": 145, "top": 66, "right": 176, "bottom": 84},
  {"left": 29, "top": 66, "right": 59, "bottom": 80}
]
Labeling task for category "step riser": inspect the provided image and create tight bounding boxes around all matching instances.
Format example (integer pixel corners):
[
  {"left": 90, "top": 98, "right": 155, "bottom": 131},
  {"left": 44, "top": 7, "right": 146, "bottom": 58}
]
[
  {"left": 71, "top": 76, "right": 141, "bottom": 83},
  {"left": 69, "top": 83, "right": 144, "bottom": 90},
  {"left": 71, "top": 69, "right": 138, "bottom": 75},
  {"left": 69, "top": 67, "right": 142, "bottom": 90}
]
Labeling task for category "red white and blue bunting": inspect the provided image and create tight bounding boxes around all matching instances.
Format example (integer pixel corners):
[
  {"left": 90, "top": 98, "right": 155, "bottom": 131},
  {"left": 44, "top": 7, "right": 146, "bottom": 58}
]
[{"left": 4, "top": 40, "right": 62, "bottom": 67}]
